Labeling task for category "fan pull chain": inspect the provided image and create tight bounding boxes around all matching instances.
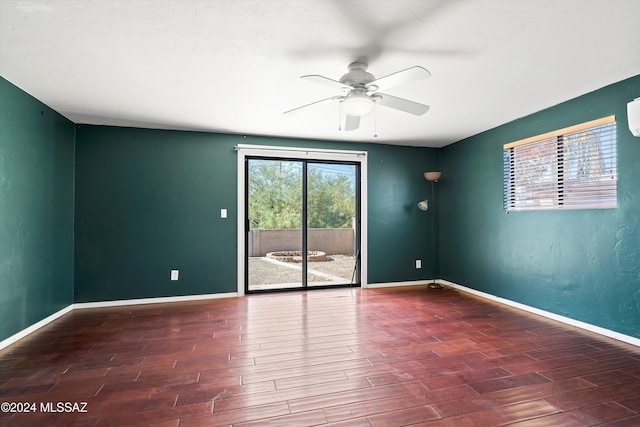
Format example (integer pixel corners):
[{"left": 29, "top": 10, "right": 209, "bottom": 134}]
[
  {"left": 338, "top": 106, "right": 342, "bottom": 131},
  {"left": 373, "top": 101, "right": 378, "bottom": 138}
]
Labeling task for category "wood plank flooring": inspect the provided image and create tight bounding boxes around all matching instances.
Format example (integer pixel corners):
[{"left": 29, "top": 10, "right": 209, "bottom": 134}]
[{"left": 2, "top": 286, "right": 640, "bottom": 426}]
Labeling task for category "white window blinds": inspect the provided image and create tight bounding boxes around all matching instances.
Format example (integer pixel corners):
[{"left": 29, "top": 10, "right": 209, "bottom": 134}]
[{"left": 503, "top": 116, "right": 617, "bottom": 212}]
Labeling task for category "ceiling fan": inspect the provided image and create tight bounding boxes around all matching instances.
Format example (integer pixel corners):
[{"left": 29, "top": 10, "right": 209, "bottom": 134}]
[{"left": 284, "top": 62, "right": 431, "bottom": 131}]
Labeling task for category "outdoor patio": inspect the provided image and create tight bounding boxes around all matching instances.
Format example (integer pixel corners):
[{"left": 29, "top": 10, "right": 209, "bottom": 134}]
[{"left": 248, "top": 255, "right": 357, "bottom": 290}]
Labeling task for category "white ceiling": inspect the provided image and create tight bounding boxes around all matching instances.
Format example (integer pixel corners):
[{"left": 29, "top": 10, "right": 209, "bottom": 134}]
[{"left": 1, "top": 0, "right": 639, "bottom": 148}]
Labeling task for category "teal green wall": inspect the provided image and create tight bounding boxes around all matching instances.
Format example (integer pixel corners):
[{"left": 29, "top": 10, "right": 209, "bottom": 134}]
[
  {"left": 440, "top": 74, "right": 640, "bottom": 338},
  {"left": 0, "top": 77, "right": 75, "bottom": 341},
  {"left": 74, "top": 127, "right": 439, "bottom": 302},
  {"left": 367, "top": 144, "right": 441, "bottom": 283}
]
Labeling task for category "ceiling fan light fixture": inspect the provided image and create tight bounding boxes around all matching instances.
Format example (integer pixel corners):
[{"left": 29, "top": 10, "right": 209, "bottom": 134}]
[{"left": 341, "top": 94, "right": 374, "bottom": 117}]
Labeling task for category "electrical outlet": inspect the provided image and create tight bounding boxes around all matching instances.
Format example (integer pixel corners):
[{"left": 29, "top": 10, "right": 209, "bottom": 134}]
[
  {"left": 171, "top": 269, "right": 179, "bottom": 281},
  {"left": 415, "top": 259, "right": 422, "bottom": 269}
]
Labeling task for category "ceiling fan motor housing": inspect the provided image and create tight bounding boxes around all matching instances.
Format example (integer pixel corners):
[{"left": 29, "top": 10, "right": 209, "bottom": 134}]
[{"left": 340, "top": 62, "right": 375, "bottom": 88}]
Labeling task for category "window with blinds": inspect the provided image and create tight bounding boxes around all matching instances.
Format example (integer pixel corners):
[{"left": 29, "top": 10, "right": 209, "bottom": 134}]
[{"left": 503, "top": 116, "right": 617, "bottom": 212}]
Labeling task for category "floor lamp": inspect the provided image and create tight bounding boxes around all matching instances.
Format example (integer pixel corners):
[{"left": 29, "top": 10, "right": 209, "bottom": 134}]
[{"left": 424, "top": 171, "right": 442, "bottom": 289}]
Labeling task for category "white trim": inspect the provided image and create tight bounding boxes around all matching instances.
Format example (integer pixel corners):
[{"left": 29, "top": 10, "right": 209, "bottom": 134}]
[
  {"left": 235, "top": 143, "right": 367, "bottom": 157},
  {"left": 440, "top": 279, "right": 640, "bottom": 348},
  {"left": 0, "top": 305, "right": 73, "bottom": 351},
  {"left": 73, "top": 292, "right": 238, "bottom": 310},
  {"left": 236, "top": 144, "right": 368, "bottom": 294}
]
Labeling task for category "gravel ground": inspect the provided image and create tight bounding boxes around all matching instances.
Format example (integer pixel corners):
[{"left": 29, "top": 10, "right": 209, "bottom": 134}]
[{"left": 248, "top": 255, "right": 358, "bottom": 290}]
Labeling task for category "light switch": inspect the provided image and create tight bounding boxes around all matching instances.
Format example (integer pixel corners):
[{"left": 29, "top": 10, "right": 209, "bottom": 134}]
[
  {"left": 171, "top": 269, "right": 179, "bottom": 281},
  {"left": 221, "top": 208, "right": 227, "bottom": 218}
]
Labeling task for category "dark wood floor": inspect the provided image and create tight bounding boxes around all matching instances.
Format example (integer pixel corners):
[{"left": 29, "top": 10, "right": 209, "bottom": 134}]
[{"left": 2, "top": 286, "right": 640, "bottom": 426}]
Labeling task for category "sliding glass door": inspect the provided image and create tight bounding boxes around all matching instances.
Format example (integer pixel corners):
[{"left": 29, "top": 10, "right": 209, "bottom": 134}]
[{"left": 246, "top": 157, "right": 360, "bottom": 292}]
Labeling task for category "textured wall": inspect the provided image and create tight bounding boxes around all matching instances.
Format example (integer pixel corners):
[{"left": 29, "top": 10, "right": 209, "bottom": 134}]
[
  {"left": 366, "top": 143, "right": 441, "bottom": 283},
  {"left": 0, "top": 77, "right": 75, "bottom": 341},
  {"left": 74, "top": 127, "right": 439, "bottom": 302},
  {"left": 439, "top": 74, "right": 640, "bottom": 338},
  {"left": 74, "top": 127, "right": 239, "bottom": 301}
]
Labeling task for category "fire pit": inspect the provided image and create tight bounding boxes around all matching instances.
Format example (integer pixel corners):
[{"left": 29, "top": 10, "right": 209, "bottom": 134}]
[{"left": 266, "top": 250, "right": 328, "bottom": 263}]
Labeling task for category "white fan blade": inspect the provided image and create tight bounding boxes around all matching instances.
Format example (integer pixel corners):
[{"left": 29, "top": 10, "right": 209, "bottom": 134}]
[
  {"left": 284, "top": 96, "right": 343, "bottom": 115},
  {"left": 301, "top": 75, "right": 353, "bottom": 91},
  {"left": 375, "top": 93, "right": 430, "bottom": 116},
  {"left": 366, "top": 66, "right": 431, "bottom": 92},
  {"left": 344, "top": 114, "right": 360, "bottom": 131}
]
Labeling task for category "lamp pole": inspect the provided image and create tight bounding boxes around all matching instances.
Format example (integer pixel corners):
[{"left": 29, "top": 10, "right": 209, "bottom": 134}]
[{"left": 424, "top": 172, "right": 442, "bottom": 289}]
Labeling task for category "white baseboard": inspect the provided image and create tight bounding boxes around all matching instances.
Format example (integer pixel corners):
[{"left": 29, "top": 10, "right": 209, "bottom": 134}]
[
  {"left": 0, "top": 305, "right": 73, "bottom": 351},
  {"left": 440, "top": 279, "right": 640, "bottom": 348},
  {"left": 73, "top": 292, "right": 238, "bottom": 309}
]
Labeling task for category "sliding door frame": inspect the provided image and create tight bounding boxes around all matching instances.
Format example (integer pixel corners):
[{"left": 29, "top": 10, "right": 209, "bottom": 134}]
[{"left": 236, "top": 144, "right": 368, "bottom": 296}]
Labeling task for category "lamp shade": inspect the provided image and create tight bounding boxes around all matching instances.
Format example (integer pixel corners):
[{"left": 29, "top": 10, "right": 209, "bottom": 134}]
[
  {"left": 341, "top": 94, "right": 374, "bottom": 116},
  {"left": 424, "top": 171, "right": 441, "bottom": 182}
]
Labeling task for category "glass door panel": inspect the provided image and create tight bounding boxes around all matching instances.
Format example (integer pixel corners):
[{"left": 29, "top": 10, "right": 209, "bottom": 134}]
[
  {"left": 307, "top": 162, "right": 359, "bottom": 287},
  {"left": 247, "top": 159, "right": 303, "bottom": 291}
]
